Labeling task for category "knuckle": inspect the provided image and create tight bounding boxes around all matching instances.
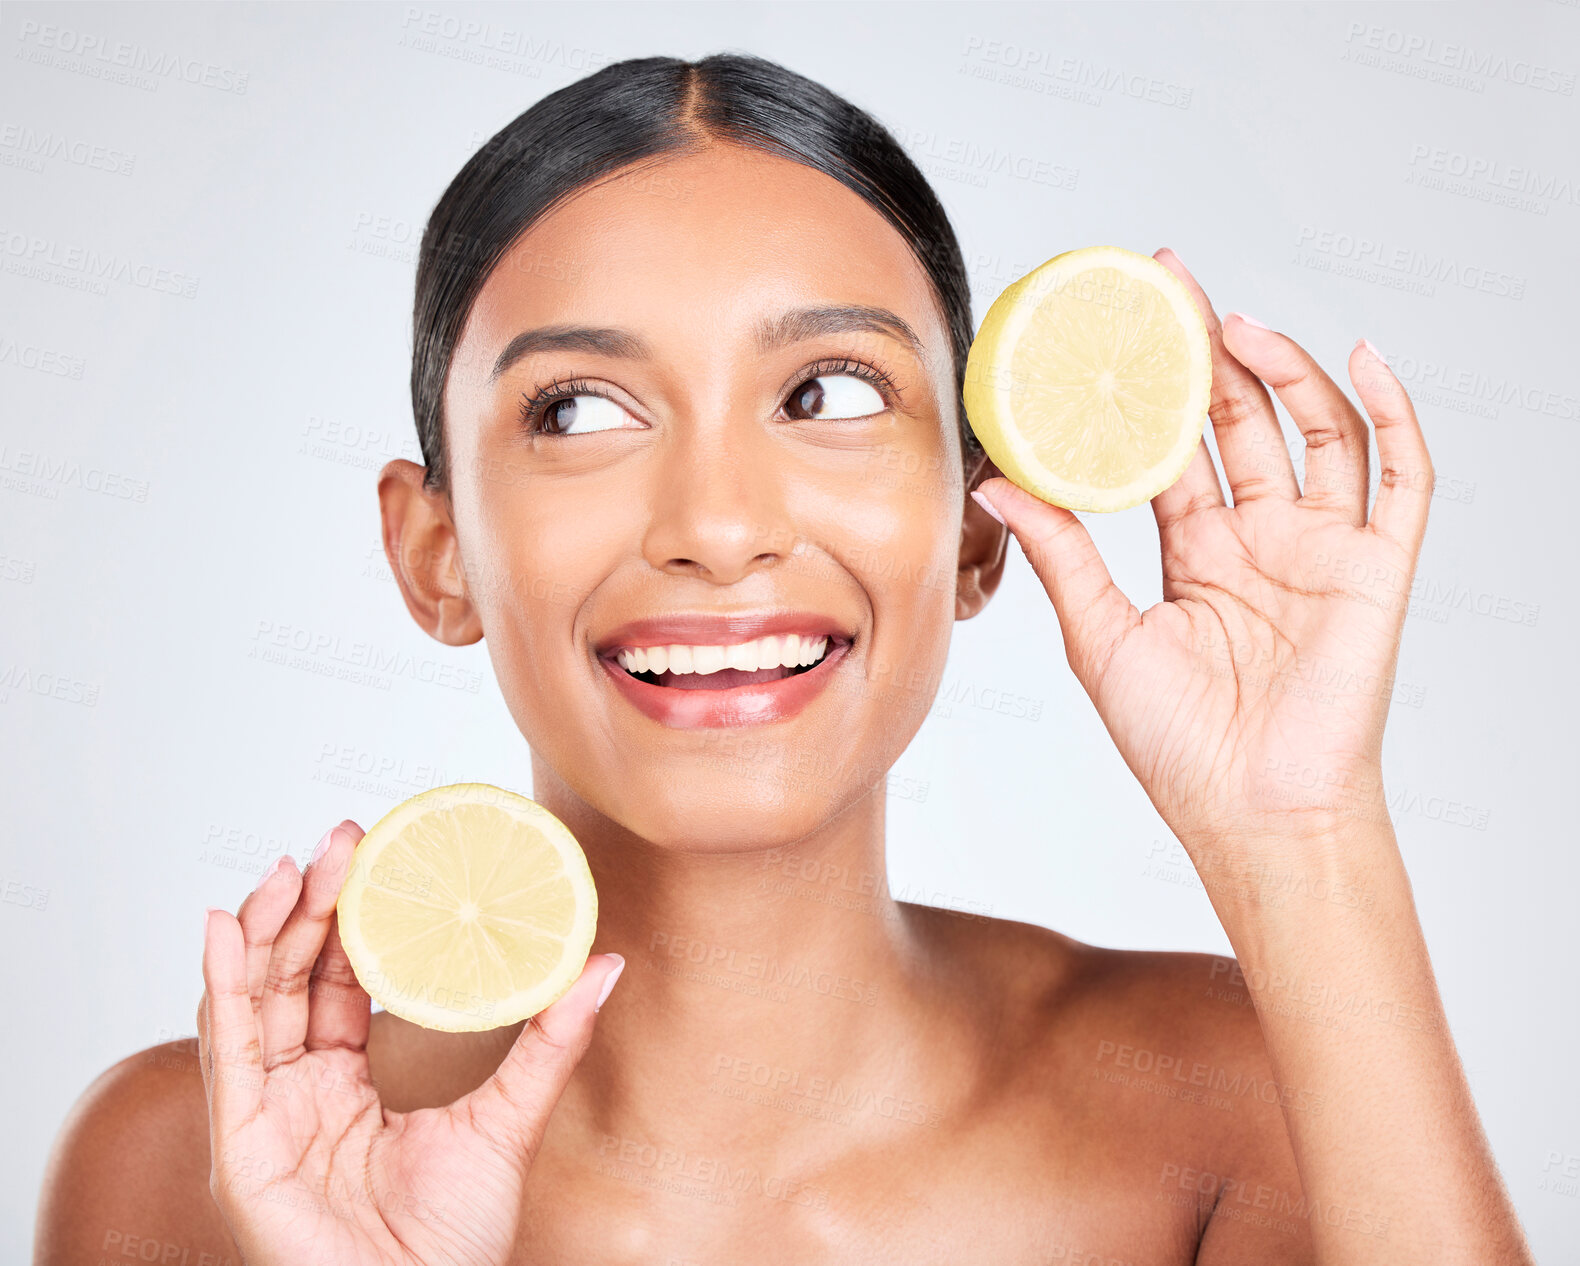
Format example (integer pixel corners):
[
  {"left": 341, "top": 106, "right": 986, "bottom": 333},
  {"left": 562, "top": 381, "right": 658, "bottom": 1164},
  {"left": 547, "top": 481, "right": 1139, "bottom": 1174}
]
[
  {"left": 1158, "top": 490, "right": 1219, "bottom": 530},
  {"left": 525, "top": 1012, "right": 576, "bottom": 1059},
  {"left": 262, "top": 960, "right": 310, "bottom": 997},
  {"left": 310, "top": 956, "right": 360, "bottom": 989},
  {"left": 1378, "top": 464, "right": 1425, "bottom": 491},
  {"left": 1023, "top": 511, "right": 1078, "bottom": 554},
  {"left": 1302, "top": 401, "right": 1367, "bottom": 450},
  {"left": 1210, "top": 381, "right": 1270, "bottom": 431}
]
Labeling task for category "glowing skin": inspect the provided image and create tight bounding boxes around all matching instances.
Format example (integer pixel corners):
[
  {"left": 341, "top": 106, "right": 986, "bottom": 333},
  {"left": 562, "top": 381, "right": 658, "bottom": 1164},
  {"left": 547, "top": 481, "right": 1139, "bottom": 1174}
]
[
  {"left": 405, "top": 141, "right": 998, "bottom": 854},
  {"left": 40, "top": 144, "right": 1532, "bottom": 1266}
]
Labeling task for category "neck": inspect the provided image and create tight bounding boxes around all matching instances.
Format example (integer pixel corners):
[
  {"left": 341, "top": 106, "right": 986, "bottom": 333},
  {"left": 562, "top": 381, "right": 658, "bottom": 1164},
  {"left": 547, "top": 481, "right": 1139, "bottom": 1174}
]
[{"left": 527, "top": 753, "right": 953, "bottom": 1152}]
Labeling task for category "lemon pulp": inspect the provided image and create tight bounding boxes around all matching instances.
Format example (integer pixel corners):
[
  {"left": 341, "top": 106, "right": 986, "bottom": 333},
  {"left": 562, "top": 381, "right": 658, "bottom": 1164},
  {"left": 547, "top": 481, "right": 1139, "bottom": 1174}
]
[
  {"left": 964, "top": 245, "right": 1212, "bottom": 512},
  {"left": 336, "top": 783, "right": 598, "bottom": 1032}
]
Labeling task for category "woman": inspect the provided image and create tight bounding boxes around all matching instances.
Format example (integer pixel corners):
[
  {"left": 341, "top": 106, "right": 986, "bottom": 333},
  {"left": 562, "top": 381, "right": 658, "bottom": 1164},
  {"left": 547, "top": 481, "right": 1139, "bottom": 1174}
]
[{"left": 36, "top": 53, "right": 1532, "bottom": 1265}]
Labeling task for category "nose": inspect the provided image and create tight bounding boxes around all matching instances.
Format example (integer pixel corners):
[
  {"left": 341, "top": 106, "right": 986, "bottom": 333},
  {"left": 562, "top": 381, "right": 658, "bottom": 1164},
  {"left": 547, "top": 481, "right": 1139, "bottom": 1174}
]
[{"left": 640, "top": 415, "right": 796, "bottom": 584}]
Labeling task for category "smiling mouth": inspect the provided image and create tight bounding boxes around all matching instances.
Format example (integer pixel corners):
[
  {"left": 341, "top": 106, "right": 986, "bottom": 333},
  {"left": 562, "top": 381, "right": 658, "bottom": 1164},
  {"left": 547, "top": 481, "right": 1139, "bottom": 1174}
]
[{"left": 608, "top": 634, "right": 846, "bottom": 691}]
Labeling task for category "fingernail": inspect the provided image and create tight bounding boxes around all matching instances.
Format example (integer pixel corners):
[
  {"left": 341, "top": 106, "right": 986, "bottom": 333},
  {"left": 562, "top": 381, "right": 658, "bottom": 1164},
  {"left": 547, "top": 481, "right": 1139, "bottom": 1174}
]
[
  {"left": 309, "top": 827, "right": 337, "bottom": 866},
  {"left": 970, "top": 488, "right": 1006, "bottom": 526},
  {"left": 595, "top": 954, "right": 625, "bottom": 1011},
  {"left": 263, "top": 854, "right": 291, "bottom": 883},
  {"left": 204, "top": 907, "right": 222, "bottom": 937},
  {"left": 1227, "top": 311, "right": 1270, "bottom": 330},
  {"left": 1358, "top": 337, "right": 1388, "bottom": 367}
]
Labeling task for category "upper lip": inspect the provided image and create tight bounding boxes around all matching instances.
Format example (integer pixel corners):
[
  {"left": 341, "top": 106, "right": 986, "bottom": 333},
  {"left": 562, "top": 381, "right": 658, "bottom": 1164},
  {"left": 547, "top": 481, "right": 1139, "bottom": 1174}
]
[{"left": 595, "top": 611, "right": 855, "bottom": 657}]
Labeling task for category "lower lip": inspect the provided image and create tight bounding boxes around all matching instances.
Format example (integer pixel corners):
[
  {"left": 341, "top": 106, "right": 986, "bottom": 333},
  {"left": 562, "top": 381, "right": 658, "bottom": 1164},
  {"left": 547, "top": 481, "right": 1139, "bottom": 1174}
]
[{"left": 599, "top": 641, "right": 852, "bottom": 728}]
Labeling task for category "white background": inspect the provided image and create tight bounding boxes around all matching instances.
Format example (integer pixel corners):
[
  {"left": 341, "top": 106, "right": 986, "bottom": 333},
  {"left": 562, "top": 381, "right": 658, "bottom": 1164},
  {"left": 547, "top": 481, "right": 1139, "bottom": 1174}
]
[{"left": 3, "top": 2, "right": 1577, "bottom": 1259}]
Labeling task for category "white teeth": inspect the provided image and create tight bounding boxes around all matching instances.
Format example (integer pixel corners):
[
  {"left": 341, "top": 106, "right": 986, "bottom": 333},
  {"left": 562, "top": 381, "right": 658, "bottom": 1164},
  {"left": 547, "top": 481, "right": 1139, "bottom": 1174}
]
[{"left": 614, "top": 633, "right": 832, "bottom": 676}]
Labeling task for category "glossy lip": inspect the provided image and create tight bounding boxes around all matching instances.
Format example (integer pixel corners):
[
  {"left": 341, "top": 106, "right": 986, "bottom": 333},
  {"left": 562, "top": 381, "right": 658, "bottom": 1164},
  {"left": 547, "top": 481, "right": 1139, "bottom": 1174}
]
[{"left": 594, "top": 611, "right": 856, "bottom": 729}]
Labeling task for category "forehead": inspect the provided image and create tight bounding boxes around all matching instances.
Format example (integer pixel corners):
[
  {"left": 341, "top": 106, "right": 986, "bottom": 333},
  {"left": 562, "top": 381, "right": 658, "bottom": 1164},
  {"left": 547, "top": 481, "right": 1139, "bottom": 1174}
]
[{"left": 456, "top": 142, "right": 950, "bottom": 374}]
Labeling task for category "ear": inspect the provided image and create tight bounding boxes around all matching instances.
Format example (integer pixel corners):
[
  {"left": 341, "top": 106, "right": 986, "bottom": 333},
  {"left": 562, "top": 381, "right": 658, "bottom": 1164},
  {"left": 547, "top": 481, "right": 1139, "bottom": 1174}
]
[
  {"left": 377, "top": 460, "right": 484, "bottom": 646},
  {"left": 956, "top": 451, "right": 1009, "bottom": 620}
]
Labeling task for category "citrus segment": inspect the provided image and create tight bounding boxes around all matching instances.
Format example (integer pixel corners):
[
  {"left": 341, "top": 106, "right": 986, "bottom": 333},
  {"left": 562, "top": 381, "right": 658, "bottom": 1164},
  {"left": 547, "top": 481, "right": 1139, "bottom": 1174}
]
[
  {"left": 964, "top": 245, "right": 1212, "bottom": 512},
  {"left": 336, "top": 783, "right": 598, "bottom": 1032}
]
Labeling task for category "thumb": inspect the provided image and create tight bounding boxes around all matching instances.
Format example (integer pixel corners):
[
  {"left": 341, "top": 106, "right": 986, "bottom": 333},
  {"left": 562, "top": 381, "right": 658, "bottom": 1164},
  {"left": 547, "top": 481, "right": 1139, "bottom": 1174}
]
[
  {"left": 454, "top": 953, "right": 625, "bottom": 1162},
  {"left": 971, "top": 477, "right": 1138, "bottom": 690}
]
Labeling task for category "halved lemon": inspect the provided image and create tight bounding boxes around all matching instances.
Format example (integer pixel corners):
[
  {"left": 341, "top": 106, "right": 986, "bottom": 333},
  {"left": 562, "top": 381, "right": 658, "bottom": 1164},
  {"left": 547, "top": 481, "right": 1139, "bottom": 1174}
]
[
  {"left": 963, "top": 245, "right": 1212, "bottom": 512},
  {"left": 336, "top": 783, "right": 597, "bottom": 1032}
]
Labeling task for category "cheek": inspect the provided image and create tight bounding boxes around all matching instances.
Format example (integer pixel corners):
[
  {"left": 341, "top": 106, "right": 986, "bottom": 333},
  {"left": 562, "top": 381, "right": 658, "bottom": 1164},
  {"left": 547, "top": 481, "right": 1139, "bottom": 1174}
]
[
  {"left": 457, "top": 479, "right": 605, "bottom": 687},
  {"left": 825, "top": 460, "right": 962, "bottom": 717}
]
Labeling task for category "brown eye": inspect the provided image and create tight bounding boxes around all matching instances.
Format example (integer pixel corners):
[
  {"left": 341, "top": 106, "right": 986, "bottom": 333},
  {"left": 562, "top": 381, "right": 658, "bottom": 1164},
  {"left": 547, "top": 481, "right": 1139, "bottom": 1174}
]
[
  {"left": 538, "top": 394, "right": 635, "bottom": 435},
  {"left": 784, "top": 374, "right": 886, "bottom": 421}
]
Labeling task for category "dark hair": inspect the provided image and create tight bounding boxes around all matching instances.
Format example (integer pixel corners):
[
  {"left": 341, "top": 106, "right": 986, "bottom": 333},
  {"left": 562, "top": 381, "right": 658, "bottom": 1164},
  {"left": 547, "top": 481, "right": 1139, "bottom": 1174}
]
[{"left": 411, "top": 52, "right": 980, "bottom": 491}]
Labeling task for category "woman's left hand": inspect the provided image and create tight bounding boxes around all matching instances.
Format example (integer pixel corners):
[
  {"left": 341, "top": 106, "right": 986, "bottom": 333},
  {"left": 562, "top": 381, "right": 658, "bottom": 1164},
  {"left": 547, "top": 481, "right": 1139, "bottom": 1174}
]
[{"left": 973, "top": 248, "right": 1433, "bottom": 863}]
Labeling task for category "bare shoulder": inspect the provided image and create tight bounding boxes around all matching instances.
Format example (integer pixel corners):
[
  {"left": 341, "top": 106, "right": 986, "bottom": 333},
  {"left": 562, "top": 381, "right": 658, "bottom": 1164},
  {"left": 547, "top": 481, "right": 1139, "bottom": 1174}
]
[
  {"left": 909, "top": 903, "right": 1315, "bottom": 1260},
  {"left": 910, "top": 902, "right": 1298, "bottom": 1122},
  {"left": 34, "top": 1039, "right": 237, "bottom": 1266}
]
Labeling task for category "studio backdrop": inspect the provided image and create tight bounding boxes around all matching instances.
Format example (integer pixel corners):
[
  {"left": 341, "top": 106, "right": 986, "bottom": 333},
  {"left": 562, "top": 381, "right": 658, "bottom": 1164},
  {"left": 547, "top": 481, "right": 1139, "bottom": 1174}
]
[{"left": 3, "top": 3, "right": 1576, "bottom": 1261}]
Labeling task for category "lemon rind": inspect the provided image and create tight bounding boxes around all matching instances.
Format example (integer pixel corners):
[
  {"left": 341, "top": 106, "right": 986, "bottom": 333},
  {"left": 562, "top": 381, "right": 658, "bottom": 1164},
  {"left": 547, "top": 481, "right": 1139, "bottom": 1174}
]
[
  {"left": 336, "top": 782, "right": 599, "bottom": 1033},
  {"left": 963, "top": 245, "right": 1212, "bottom": 514}
]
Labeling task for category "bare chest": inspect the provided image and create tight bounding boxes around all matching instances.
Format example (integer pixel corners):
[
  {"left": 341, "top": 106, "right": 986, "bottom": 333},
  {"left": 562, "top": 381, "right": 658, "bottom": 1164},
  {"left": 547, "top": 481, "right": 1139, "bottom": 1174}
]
[{"left": 508, "top": 1120, "right": 1202, "bottom": 1266}]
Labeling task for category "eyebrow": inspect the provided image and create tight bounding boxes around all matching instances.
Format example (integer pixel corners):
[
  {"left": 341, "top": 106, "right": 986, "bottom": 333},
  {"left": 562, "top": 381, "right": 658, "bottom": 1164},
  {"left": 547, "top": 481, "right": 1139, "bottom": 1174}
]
[{"left": 488, "top": 304, "right": 924, "bottom": 381}]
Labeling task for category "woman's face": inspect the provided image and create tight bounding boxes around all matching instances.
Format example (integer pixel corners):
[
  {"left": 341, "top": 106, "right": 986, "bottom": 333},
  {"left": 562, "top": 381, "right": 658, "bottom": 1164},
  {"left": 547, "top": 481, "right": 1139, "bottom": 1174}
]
[{"left": 386, "top": 142, "right": 1006, "bottom": 852}]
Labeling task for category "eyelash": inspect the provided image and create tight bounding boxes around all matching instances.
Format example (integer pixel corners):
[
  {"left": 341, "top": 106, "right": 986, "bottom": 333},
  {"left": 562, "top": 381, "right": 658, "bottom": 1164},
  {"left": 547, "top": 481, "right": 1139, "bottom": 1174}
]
[
  {"left": 517, "top": 375, "right": 602, "bottom": 436},
  {"left": 516, "top": 358, "right": 901, "bottom": 435}
]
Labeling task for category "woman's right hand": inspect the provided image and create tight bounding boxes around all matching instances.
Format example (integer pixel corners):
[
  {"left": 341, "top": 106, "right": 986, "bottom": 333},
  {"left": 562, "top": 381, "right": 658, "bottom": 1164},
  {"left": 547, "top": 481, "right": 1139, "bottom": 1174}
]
[{"left": 197, "top": 820, "right": 624, "bottom": 1266}]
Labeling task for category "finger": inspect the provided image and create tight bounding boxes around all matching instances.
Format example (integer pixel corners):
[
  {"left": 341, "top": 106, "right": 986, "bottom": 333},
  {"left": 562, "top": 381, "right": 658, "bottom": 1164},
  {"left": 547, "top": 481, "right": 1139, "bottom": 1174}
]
[
  {"left": 1351, "top": 339, "right": 1434, "bottom": 549},
  {"left": 237, "top": 855, "right": 303, "bottom": 1011},
  {"left": 971, "top": 477, "right": 1139, "bottom": 692},
  {"left": 201, "top": 908, "right": 264, "bottom": 1129},
  {"left": 1220, "top": 316, "right": 1372, "bottom": 525},
  {"left": 259, "top": 821, "right": 361, "bottom": 1068},
  {"left": 1154, "top": 249, "right": 1298, "bottom": 505},
  {"left": 454, "top": 953, "right": 625, "bottom": 1163},
  {"left": 1150, "top": 437, "right": 1226, "bottom": 537},
  {"left": 194, "top": 992, "right": 211, "bottom": 1105},
  {"left": 304, "top": 912, "right": 372, "bottom": 1055}
]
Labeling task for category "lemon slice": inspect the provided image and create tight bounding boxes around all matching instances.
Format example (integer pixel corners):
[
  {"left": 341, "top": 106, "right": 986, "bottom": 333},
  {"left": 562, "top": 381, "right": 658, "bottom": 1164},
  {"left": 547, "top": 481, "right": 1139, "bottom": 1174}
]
[
  {"left": 336, "top": 783, "right": 597, "bottom": 1032},
  {"left": 963, "top": 245, "right": 1212, "bottom": 512}
]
